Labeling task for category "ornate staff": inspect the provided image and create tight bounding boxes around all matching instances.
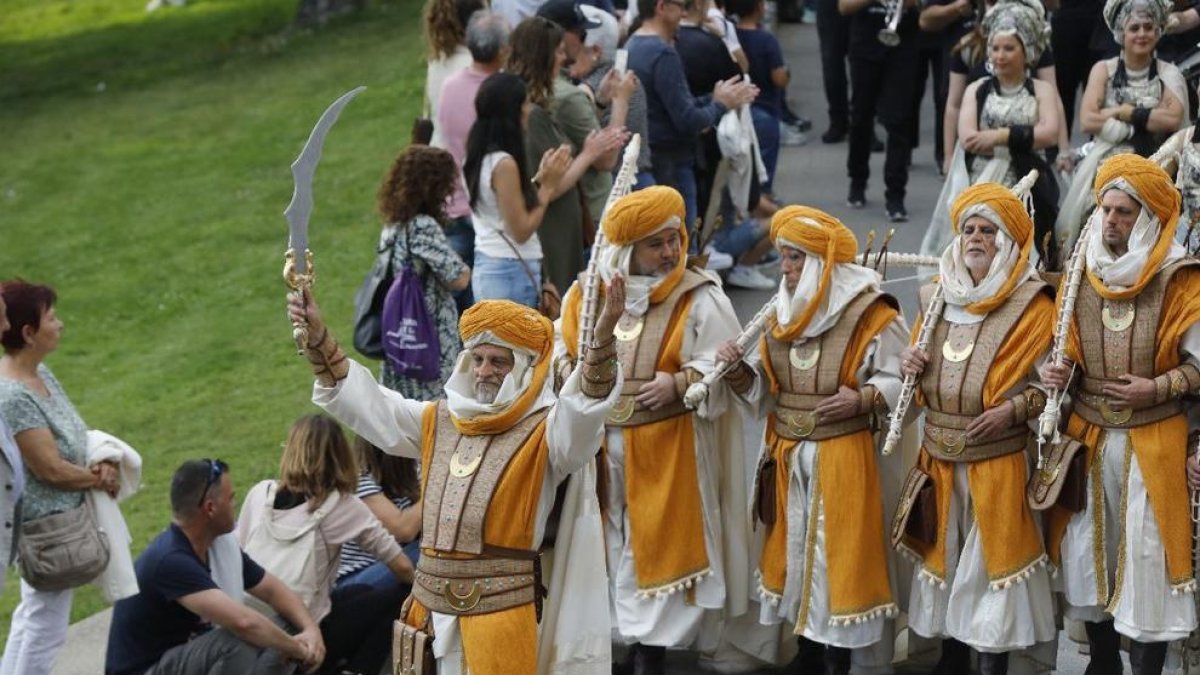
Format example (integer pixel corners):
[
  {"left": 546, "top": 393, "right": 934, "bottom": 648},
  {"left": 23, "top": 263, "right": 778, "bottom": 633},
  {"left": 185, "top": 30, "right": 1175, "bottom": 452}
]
[
  {"left": 876, "top": 252, "right": 939, "bottom": 268},
  {"left": 576, "top": 134, "right": 642, "bottom": 358},
  {"left": 283, "top": 86, "right": 366, "bottom": 353},
  {"left": 683, "top": 300, "right": 777, "bottom": 409},
  {"left": 882, "top": 169, "right": 1041, "bottom": 456},
  {"left": 1034, "top": 212, "right": 1094, "bottom": 465},
  {"left": 860, "top": 230, "right": 876, "bottom": 267}
]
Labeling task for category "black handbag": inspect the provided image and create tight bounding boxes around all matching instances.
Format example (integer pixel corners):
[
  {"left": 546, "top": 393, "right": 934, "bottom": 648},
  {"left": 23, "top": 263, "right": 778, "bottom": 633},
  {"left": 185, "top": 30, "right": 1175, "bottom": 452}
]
[{"left": 352, "top": 234, "right": 396, "bottom": 359}]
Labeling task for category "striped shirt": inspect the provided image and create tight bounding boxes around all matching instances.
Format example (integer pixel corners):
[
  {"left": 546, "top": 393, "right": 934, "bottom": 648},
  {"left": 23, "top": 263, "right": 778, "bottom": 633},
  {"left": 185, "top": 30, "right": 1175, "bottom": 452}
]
[{"left": 336, "top": 473, "right": 413, "bottom": 579}]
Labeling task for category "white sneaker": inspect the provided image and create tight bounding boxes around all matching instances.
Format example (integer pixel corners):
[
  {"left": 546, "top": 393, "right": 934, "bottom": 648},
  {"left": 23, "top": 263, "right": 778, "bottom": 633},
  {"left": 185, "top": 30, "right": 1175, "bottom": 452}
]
[
  {"left": 726, "top": 265, "right": 776, "bottom": 290},
  {"left": 704, "top": 246, "right": 734, "bottom": 271},
  {"left": 779, "top": 122, "right": 808, "bottom": 147}
]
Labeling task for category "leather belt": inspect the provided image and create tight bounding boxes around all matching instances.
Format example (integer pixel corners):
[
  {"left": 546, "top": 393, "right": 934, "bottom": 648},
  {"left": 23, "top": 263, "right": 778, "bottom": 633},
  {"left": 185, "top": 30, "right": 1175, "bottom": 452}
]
[
  {"left": 922, "top": 420, "right": 1028, "bottom": 462},
  {"left": 1073, "top": 392, "right": 1181, "bottom": 429},
  {"left": 606, "top": 379, "right": 689, "bottom": 427},
  {"left": 412, "top": 555, "right": 538, "bottom": 617},
  {"left": 772, "top": 404, "right": 871, "bottom": 442}
]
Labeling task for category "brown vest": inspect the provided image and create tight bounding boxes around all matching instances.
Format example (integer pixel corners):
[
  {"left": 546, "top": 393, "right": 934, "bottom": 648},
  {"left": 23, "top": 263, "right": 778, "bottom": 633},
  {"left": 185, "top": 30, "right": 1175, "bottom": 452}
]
[
  {"left": 412, "top": 402, "right": 548, "bottom": 616},
  {"left": 918, "top": 280, "right": 1049, "bottom": 461},
  {"left": 1072, "top": 259, "right": 1198, "bottom": 428},
  {"left": 607, "top": 268, "right": 713, "bottom": 427},
  {"left": 765, "top": 291, "right": 897, "bottom": 441}
]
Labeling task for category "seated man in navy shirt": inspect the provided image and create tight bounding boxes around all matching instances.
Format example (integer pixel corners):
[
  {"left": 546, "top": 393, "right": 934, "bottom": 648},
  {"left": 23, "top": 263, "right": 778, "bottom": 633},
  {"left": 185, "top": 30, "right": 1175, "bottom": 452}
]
[{"left": 105, "top": 459, "right": 324, "bottom": 675}]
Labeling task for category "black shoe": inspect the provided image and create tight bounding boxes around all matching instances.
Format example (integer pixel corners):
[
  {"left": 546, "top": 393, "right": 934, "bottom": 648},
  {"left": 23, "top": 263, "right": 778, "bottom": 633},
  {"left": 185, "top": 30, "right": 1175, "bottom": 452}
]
[
  {"left": 791, "top": 116, "right": 813, "bottom": 133},
  {"left": 823, "top": 646, "right": 851, "bottom": 675},
  {"left": 1130, "top": 640, "right": 1168, "bottom": 675},
  {"left": 822, "top": 124, "right": 847, "bottom": 144},
  {"left": 631, "top": 644, "right": 665, "bottom": 675},
  {"left": 782, "top": 636, "right": 825, "bottom": 674},
  {"left": 1083, "top": 621, "right": 1123, "bottom": 675},
  {"left": 886, "top": 201, "right": 908, "bottom": 222},
  {"left": 871, "top": 134, "right": 885, "bottom": 153},
  {"left": 847, "top": 188, "right": 866, "bottom": 208},
  {"left": 932, "top": 639, "right": 971, "bottom": 675},
  {"left": 978, "top": 652, "right": 1010, "bottom": 675}
]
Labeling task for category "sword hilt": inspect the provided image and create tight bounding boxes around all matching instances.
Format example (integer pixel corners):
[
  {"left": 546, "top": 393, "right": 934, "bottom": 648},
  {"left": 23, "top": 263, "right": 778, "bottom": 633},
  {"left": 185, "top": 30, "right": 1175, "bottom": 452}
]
[{"left": 283, "top": 248, "right": 315, "bottom": 355}]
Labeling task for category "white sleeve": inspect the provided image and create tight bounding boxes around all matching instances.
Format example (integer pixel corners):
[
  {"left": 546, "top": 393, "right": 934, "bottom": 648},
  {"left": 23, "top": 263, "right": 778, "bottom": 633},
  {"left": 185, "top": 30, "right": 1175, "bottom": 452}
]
[
  {"left": 685, "top": 284, "right": 745, "bottom": 420},
  {"left": 861, "top": 314, "right": 911, "bottom": 411},
  {"left": 545, "top": 363, "right": 623, "bottom": 483},
  {"left": 312, "top": 360, "right": 428, "bottom": 459}
]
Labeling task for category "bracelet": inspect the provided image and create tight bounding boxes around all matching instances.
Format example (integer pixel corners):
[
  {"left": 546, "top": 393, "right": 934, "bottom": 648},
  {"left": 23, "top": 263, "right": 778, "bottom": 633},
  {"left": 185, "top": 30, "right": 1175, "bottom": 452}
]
[
  {"left": 723, "top": 362, "right": 755, "bottom": 395},
  {"left": 673, "top": 369, "right": 703, "bottom": 399}
]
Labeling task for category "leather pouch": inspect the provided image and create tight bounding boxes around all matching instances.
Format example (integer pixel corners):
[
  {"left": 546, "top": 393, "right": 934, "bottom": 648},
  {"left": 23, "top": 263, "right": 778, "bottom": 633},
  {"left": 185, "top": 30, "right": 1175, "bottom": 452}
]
[
  {"left": 755, "top": 457, "right": 778, "bottom": 526},
  {"left": 891, "top": 466, "right": 936, "bottom": 548},
  {"left": 394, "top": 598, "right": 436, "bottom": 675},
  {"left": 1027, "top": 437, "right": 1087, "bottom": 513}
]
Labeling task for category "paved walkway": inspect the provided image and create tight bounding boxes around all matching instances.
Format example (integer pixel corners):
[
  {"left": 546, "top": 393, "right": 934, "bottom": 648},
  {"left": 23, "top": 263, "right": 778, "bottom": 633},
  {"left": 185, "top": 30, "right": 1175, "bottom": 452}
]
[{"left": 51, "top": 18, "right": 1110, "bottom": 675}]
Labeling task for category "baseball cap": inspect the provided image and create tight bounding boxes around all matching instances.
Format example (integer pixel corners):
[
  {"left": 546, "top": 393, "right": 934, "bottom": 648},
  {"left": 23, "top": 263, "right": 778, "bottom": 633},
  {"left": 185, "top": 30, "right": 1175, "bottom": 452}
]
[{"left": 536, "top": 0, "right": 604, "bottom": 34}]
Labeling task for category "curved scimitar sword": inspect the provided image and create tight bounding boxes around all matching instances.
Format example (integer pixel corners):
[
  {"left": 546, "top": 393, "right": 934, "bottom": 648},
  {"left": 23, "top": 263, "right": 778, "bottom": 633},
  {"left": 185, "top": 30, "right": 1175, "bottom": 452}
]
[{"left": 283, "top": 85, "right": 366, "bottom": 353}]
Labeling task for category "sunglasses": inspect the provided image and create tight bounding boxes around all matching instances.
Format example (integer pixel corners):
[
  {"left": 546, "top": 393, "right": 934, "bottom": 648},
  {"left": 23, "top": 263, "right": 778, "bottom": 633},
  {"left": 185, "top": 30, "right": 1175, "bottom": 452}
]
[{"left": 197, "top": 458, "right": 228, "bottom": 507}]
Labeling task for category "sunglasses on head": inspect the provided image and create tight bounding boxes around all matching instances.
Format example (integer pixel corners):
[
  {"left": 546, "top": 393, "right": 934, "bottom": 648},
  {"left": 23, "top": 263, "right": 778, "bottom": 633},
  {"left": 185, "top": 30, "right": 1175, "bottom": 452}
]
[{"left": 197, "top": 458, "right": 228, "bottom": 507}]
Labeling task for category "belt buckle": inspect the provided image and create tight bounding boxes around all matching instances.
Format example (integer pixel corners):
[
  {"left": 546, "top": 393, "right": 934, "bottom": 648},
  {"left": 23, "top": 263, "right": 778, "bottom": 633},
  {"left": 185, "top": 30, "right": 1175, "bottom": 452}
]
[
  {"left": 1099, "top": 398, "right": 1133, "bottom": 425},
  {"left": 928, "top": 426, "right": 966, "bottom": 456},
  {"left": 442, "top": 579, "right": 482, "bottom": 612},
  {"left": 783, "top": 411, "right": 817, "bottom": 438},
  {"left": 608, "top": 396, "right": 635, "bottom": 424}
]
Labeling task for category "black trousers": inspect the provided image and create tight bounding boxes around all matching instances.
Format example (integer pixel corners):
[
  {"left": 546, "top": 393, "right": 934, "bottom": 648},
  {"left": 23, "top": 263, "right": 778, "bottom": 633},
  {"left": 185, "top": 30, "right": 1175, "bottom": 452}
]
[
  {"left": 817, "top": 0, "right": 852, "bottom": 126},
  {"left": 848, "top": 46, "right": 918, "bottom": 203},
  {"left": 1051, "top": 5, "right": 1104, "bottom": 136},
  {"left": 910, "top": 43, "right": 947, "bottom": 165}
]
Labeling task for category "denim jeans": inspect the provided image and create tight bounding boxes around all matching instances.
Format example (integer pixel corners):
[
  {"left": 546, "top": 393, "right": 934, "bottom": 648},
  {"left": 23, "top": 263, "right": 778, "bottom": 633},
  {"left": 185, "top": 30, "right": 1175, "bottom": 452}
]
[
  {"left": 472, "top": 251, "right": 540, "bottom": 309},
  {"left": 444, "top": 216, "right": 475, "bottom": 314},
  {"left": 650, "top": 149, "right": 699, "bottom": 250},
  {"left": 751, "top": 105, "right": 781, "bottom": 195}
]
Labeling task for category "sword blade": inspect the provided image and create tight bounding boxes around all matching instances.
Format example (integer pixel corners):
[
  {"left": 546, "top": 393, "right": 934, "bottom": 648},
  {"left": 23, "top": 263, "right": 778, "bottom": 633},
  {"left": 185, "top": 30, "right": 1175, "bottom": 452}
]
[{"left": 283, "top": 85, "right": 367, "bottom": 274}]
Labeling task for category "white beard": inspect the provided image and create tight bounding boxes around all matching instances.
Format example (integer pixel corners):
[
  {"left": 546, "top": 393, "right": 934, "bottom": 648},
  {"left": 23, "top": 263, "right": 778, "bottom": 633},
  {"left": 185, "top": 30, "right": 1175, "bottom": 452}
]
[{"left": 474, "top": 382, "right": 500, "bottom": 404}]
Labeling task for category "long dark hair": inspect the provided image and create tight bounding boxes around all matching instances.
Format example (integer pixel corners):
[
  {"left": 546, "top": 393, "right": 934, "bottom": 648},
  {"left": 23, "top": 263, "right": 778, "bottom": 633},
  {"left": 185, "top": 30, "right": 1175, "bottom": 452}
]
[
  {"left": 354, "top": 436, "right": 420, "bottom": 504},
  {"left": 507, "top": 18, "right": 564, "bottom": 109},
  {"left": 463, "top": 72, "right": 539, "bottom": 211}
]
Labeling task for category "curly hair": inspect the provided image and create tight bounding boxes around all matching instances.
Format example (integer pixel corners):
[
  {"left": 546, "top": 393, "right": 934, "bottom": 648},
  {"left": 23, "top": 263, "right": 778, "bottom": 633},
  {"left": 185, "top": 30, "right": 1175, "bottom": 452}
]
[
  {"left": 424, "top": 0, "right": 486, "bottom": 60},
  {"left": 507, "top": 17, "right": 564, "bottom": 109},
  {"left": 377, "top": 145, "right": 458, "bottom": 225}
]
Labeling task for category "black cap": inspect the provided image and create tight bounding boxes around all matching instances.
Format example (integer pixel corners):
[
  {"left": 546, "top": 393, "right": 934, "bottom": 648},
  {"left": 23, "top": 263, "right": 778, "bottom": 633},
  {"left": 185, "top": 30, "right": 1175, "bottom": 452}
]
[{"left": 535, "top": 0, "right": 603, "bottom": 34}]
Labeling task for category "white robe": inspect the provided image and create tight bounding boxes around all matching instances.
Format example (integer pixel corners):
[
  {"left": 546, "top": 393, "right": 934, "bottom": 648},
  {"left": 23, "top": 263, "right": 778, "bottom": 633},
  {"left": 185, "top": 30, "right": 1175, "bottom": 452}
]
[
  {"left": 551, "top": 283, "right": 752, "bottom": 650},
  {"left": 739, "top": 315, "right": 909, "bottom": 655},
  {"left": 1057, "top": 324, "right": 1200, "bottom": 642},
  {"left": 313, "top": 358, "right": 621, "bottom": 673}
]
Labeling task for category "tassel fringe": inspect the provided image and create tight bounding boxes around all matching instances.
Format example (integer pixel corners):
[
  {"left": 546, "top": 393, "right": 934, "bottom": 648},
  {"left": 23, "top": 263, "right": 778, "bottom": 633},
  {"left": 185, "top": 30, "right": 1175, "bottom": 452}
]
[
  {"left": 634, "top": 568, "right": 713, "bottom": 599},
  {"left": 753, "top": 571, "right": 784, "bottom": 607},
  {"left": 987, "top": 554, "right": 1050, "bottom": 592},
  {"left": 1170, "top": 579, "right": 1197, "bottom": 596},
  {"left": 827, "top": 603, "right": 899, "bottom": 627},
  {"left": 917, "top": 566, "right": 948, "bottom": 590}
]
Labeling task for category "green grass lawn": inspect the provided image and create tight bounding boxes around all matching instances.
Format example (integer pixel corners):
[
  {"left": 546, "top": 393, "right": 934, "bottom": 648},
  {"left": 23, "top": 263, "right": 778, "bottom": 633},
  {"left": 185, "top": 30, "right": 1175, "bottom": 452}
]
[{"left": 0, "top": 0, "right": 427, "bottom": 634}]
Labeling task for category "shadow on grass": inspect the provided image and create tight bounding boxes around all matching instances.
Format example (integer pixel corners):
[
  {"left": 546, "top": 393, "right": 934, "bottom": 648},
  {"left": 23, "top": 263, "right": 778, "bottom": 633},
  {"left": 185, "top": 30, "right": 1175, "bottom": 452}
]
[{"left": 0, "top": 0, "right": 379, "bottom": 106}]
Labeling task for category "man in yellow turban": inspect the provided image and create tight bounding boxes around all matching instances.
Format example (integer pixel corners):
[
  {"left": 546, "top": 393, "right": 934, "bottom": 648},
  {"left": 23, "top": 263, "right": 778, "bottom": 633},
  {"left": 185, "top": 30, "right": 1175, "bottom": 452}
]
[
  {"left": 555, "top": 185, "right": 749, "bottom": 674},
  {"left": 715, "top": 205, "right": 909, "bottom": 675},
  {"left": 896, "top": 182, "right": 1056, "bottom": 675},
  {"left": 1041, "top": 153, "right": 1200, "bottom": 675},
  {"left": 286, "top": 283, "right": 626, "bottom": 675}
]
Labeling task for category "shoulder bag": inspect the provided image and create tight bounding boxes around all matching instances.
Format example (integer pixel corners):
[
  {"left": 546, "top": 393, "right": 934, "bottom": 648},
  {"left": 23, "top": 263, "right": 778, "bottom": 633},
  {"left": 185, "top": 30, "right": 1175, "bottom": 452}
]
[
  {"left": 381, "top": 224, "right": 442, "bottom": 382},
  {"left": 352, "top": 232, "right": 397, "bottom": 359},
  {"left": 394, "top": 596, "right": 437, "bottom": 674},
  {"left": 18, "top": 499, "right": 111, "bottom": 592},
  {"left": 499, "top": 233, "right": 561, "bottom": 320}
]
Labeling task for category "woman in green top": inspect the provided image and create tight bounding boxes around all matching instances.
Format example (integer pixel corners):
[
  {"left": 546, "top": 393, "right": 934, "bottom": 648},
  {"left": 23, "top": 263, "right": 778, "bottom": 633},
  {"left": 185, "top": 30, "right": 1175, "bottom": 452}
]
[{"left": 0, "top": 280, "right": 119, "bottom": 675}]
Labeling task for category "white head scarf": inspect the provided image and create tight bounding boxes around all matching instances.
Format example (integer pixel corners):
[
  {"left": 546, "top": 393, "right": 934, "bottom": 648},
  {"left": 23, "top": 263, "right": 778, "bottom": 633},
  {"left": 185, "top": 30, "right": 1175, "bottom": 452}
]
[
  {"left": 773, "top": 231, "right": 882, "bottom": 339},
  {"left": 938, "top": 203, "right": 1038, "bottom": 323},
  {"left": 596, "top": 216, "right": 682, "bottom": 317},
  {"left": 1086, "top": 178, "right": 1187, "bottom": 290},
  {"left": 443, "top": 331, "right": 555, "bottom": 420}
]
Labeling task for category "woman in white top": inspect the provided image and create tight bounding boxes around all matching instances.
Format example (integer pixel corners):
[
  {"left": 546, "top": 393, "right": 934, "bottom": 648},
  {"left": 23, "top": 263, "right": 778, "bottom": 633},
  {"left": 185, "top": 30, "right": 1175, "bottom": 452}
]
[{"left": 463, "top": 72, "right": 571, "bottom": 308}]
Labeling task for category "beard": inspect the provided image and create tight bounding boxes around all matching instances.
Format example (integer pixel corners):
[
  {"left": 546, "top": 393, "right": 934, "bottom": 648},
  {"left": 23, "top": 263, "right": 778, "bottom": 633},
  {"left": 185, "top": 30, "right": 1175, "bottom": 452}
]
[{"left": 474, "top": 380, "right": 501, "bottom": 404}]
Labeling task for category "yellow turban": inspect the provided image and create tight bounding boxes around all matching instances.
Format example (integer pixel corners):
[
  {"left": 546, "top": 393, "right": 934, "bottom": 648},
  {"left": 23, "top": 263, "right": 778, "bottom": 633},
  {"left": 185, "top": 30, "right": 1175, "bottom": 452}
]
[
  {"left": 603, "top": 186, "right": 687, "bottom": 246},
  {"left": 948, "top": 182, "right": 1035, "bottom": 314},
  {"left": 601, "top": 185, "right": 691, "bottom": 303},
  {"left": 454, "top": 300, "right": 553, "bottom": 435},
  {"left": 768, "top": 205, "right": 859, "bottom": 340},
  {"left": 1089, "top": 153, "right": 1181, "bottom": 298}
]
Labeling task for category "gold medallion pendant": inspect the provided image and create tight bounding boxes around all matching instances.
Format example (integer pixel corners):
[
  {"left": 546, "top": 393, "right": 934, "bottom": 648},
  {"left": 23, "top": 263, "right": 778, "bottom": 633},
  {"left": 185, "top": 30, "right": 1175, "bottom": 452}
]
[
  {"left": 789, "top": 342, "right": 821, "bottom": 370},
  {"left": 1099, "top": 399, "right": 1133, "bottom": 425},
  {"left": 449, "top": 449, "right": 483, "bottom": 478},
  {"left": 614, "top": 317, "right": 644, "bottom": 342},
  {"left": 941, "top": 338, "right": 975, "bottom": 363},
  {"left": 608, "top": 397, "right": 636, "bottom": 424},
  {"left": 1102, "top": 302, "right": 1135, "bottom": 332},
  {"left": 782, "top": 410, "right": 817, "bottom": 438}
]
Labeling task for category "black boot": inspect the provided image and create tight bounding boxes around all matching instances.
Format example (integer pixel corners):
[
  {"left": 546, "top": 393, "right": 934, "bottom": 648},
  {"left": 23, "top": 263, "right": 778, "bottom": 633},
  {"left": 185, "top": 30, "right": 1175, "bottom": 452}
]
[
  {"left": 1130, "top": 640, "right": 1167, "bottom": 675},
  {"left": 782, "top": 635, "right": 826, "bottom": 674},
  {"left": 932, "top": 638, "right": 971, "bottom": 674},
  {"left": 1083, "top": 620, "right": 1123, "bottom": 675},
  {"left": 824, "top": 646, "right": 851, "bottom": 675},
  {"left": 631, "top": 644, "right": 665, "bottom": 675},
  {"left": 977, "top": 652, "right": 1009, "bottom": 675}
]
